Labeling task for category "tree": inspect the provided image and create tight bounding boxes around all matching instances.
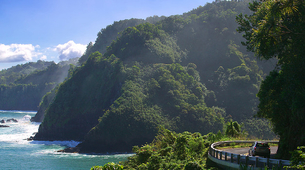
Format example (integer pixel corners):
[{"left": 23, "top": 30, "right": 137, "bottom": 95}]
[
  {"left": 236, "top": 0, "right": 305, "bottom": 159},
  {"left": 225, "top": 120, "right": 242, "bottom": 137}
]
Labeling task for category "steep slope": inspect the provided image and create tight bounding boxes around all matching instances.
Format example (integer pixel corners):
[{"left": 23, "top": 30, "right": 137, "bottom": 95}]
[
  {"left": 157, "top": 1, "right": 275, "bottom": 121},
  {"left": 0, "top": 59, "right": 77, "bottom": 111},
  {"left": 155, "top": 1, "right": 276, "bottom": 135},
  {"left": 78, "top": 63, "right": 224, "bottom": 153},
  {"left": 34, "top": 0, "right": 277, "bottom": 150},
  {"left": 34, "top": 24, "right": 224, "bottom": 148},
  {"left": 35, "top": 52, "right": 123, "bottom": 140},
  {"left": 0, "top": 60, "right": 54, "bottom": 84},
  {"left": 79, "top": 16, "right": 166, "bottom": 64}
]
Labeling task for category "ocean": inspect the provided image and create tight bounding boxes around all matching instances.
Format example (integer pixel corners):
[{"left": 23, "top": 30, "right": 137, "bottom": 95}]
[{"left": 0, "top": 110, "right": 132, "bottom": 170}]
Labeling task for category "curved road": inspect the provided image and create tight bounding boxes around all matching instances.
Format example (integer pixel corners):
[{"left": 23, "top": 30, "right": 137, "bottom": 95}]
[{"left": 222, "top": 146, "right": 278, "bottom": 158}]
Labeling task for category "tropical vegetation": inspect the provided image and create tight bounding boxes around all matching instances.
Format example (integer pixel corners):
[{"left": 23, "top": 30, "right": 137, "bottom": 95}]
[
  {"left": 32, "top": 0, "right": 277, "bottom": 152},
  {"left": 0, "top": 59, "right": 77, "bottom": 110},
  {"left": 236, "top": 0, "right": 305, "bottom": 159}
]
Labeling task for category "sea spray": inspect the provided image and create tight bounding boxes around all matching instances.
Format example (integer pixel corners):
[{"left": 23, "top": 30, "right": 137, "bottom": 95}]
[{"left": 0, "top": 110, "right": 130, "bottom": 170}]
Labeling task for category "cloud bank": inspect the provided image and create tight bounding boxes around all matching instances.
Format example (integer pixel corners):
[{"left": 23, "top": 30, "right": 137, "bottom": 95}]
[
  {"left": 0, "top": 44, "right": 40, "bottom": 62},
  {"left": 55, "top": 41, "right": 86, "bottom": 61}
]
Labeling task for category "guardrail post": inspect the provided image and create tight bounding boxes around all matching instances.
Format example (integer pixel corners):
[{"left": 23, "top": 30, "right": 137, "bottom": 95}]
[
  {"left": 231, "top": 153, "right": 233, "bottom": 163},
  {"left": 209, "top": 140, "right": 282, "bottom": 169},
  {"left": 237, "top": 155, "right": 240, "bottom": 164},
  {"left": 225, "top": 152, "right": 227, "bottom": 161},
  {"left": 211, "top": 147, "right": 213, "bottom": 157},
  {"left": 278, "top": 160, "right": 282, "bottom": 168}
]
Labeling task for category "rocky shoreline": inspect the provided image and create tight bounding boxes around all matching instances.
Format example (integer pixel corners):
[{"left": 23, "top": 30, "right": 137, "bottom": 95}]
[
  {"left": 57, "top": 147, "right": 81, "bottom": 153},
  {"left": 0, "top": 125, "right": 10, "bottom": 127},
  {"left": 0, "top": 118, "right": 19, "bottom": 128},
  {"left": 1, "top": 118, "right": 18, "bottom": 123}
]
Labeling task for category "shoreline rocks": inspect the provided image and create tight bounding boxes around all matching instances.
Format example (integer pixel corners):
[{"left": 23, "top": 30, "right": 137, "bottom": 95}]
[
  {"left": 56, "top": 145, "right": 131, "bottom": 155},
  {"left": 0, "top": 125, "right": 10, "bottom": 127},
  {"left": 57, "top": 147, "right": 81, "bottom": 153},
  {"left": 7, "top": 118, "right": 18, "bottom": 123}
]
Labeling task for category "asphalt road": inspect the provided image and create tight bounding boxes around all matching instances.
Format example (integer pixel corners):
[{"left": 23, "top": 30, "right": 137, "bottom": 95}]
[
  {"left": 222, "top": 146, "right": 278, "bottom": 158},
  {"left": 219, "top": 146, "right": 282, "bottom": 168}
]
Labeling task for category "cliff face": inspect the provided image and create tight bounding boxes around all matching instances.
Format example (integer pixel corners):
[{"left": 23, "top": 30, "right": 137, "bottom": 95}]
[
  {"left": 0, "top": 60, "right": 77, "bottom": 111},
  {"left": 34, "top": 52, "right": 123, "bottom": 141},
  {"left": 77, "top": 63, "right": 225, "bottom": 153},
  {"left": 34, "top": 23, "right": 225, "bottom": 148},
  {"left": 30, "top": 90, "right": 57, "bottom": 122},
  {"left": 34, "top": 1, "right": 276, "bottom": 151}
]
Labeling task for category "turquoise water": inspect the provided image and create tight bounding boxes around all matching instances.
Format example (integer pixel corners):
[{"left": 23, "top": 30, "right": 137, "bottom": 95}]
[{"left": 0, "top": 111, "right": 132, "bottom": 170}]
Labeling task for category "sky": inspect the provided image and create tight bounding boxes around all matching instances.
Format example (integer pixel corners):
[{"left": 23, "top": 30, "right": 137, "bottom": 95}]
[{"left": 0, "top": 0, "right": 213, "bottom": 70}]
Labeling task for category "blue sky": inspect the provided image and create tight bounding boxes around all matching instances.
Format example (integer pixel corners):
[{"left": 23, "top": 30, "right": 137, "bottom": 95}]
[{"left": 0, "top": 0, "right": 213, "bottom": 70}]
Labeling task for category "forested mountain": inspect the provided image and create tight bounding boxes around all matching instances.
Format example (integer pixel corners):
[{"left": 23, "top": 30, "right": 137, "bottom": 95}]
[
  {"left": 33, "top": 0, "right": 276, "bottom": 152},
  {"left": 0, "top": 58, "right": 78, "bottom": 110},
  {"left": 79, "top": 16, "right": 166, "bottom": 64},
  {"left": 0, "top": 60, "right": 54, "bottom": 84}
]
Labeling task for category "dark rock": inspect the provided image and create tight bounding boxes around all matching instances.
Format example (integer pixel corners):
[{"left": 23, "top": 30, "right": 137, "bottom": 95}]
[
  {"left": 7, "top": 118, "right": 18, "bottom": 123},
  {"left": 0, "top": 125, "right": 10, "bottom": 127},
  {"left": 26, "top": 136, "right": 35, "bottom": 141},
  {"left": 0, "top": 119, "right": 5, "bottom": 123},
  {"left": 57, "top": 147, "right": 81, "bottom": 153}
]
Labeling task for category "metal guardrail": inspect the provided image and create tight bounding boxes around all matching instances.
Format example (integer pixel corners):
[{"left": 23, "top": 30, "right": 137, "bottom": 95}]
[{"left": 208, "top": 140, "right": 292, "bottom": 170}]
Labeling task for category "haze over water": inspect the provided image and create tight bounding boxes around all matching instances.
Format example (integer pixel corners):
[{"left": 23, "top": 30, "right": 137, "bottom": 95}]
[{"left": 0, "top": 110, "right": 131, "bottom": 170}]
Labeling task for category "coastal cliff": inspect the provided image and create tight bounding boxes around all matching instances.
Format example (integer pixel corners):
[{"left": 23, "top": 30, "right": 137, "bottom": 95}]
[{"left": 33, "top": 1, "right": 276, "bottom": 152}]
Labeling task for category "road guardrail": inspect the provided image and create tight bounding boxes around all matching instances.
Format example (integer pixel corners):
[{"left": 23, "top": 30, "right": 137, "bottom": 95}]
[{"left": 208, "top": 140, "right": 291, "bottom": 170}]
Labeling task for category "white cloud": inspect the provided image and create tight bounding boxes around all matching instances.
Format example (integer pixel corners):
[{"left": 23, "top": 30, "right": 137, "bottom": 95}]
[
  {"left": 0, "top": 44, "right": 41, "bottom": 62},
  {"left": 40, "top": 55, "right": 47, "bottom": 60},
  {"left": 54, "top": 41, "right": 86, "bottom": 61}
]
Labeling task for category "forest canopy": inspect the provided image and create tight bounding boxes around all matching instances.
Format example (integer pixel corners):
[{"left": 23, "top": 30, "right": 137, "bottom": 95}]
[
  {"left": 236, "top": 0, "right": 305, "bottom": 159},
  {"left": 28, "top": 0, "right": 278, "bottom": 153}
]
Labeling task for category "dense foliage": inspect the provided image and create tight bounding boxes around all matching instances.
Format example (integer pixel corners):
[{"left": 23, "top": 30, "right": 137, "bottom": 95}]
[
  {"left": 0, "top": 60, "right": 76, "bottom": 110},
  {"left": 91, "top": 128, "right": 223, "bottom": 170},
  {"left": 155, "top": 1, "right": 276, "bottom": 129},
  {"left": 288, "top": 146, "right": 305, "bottom": 169},
  {"left": 0, "top": 60, "right": 53, "bottom": 84},
  {"left": 79, "top": 61, "right": 224, "bottom": 152},
  {"left": 79, "top": 16, "right": 166, "bottom": 64},
  {"left": 34, "top": 0, "right": 278, "bottom": 153},
  {"left": 122, "top": 128, "right": 211, "bottom": 170},
  {"left": 237, "top": 0, "right": 305, "bottom": 159},
  {"left": 35, "top": 52, "right": 123, "bottom": 140}
]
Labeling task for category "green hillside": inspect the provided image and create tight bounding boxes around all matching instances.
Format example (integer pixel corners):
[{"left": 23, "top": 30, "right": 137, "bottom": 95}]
[
  {"left": 0, "top": 59, "right": 77, "bottom": 111},
  {"left": 34, "top": 0, "right": 276, "bottom": 152},
  {"left": 0, "top": 60, "right": 53, "bottom": 84}
]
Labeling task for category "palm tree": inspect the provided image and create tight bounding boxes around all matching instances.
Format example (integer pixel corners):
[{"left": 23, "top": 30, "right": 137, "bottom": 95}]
[{"left": 225, "top": 120, "right": 241, "bottom": 137}]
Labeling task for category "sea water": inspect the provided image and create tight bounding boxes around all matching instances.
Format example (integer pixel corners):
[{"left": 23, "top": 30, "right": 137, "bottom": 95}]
[{"left": 0, "top": 110, "right": 132, "bottom": 170}]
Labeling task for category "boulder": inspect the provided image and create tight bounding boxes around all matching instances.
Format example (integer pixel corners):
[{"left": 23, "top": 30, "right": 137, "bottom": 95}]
[
  {"left": 0, "top": 119, "right": 5, "bottom": 123},
  {"left": 26, "top": 136, "right": 35, "bottom": 141},
  {"left": 57, "top": 147, "right": 81, "bottom": 153},
  {"left": 7, "top": 118, "right": 18, "bottom": 123},
  {"left": 0, "top": 125, "right": 10, "bottom": 127}
]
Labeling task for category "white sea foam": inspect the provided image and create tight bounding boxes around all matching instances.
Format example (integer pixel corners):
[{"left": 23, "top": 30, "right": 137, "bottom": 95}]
[
  {"left": 0, "top": 121, "right": 40, "bottom": 144},
  {"left": 0, "top": 111, "right": 131, "bottom": 170},
  {"left": 0, "top": 110, "right": 37, "bottom": 114},
  {"left": 21, "top": 115, "right": 32, "bottom": 122},
  {"left": 30, "top": 140, "right": 80, "bottom": 148},
  {"left": 0, "top": 111, "right": 80, "bottom": 148}
]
